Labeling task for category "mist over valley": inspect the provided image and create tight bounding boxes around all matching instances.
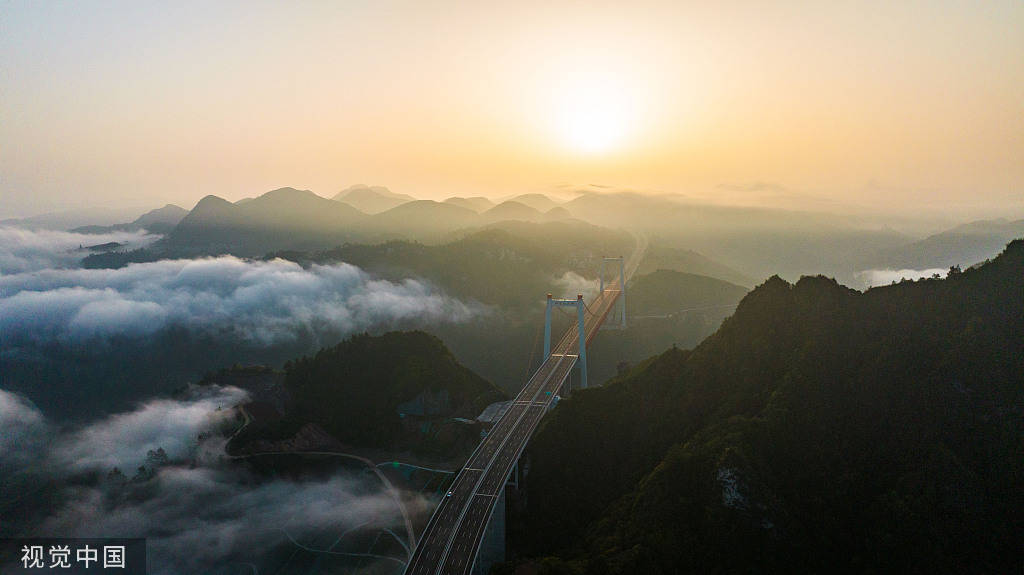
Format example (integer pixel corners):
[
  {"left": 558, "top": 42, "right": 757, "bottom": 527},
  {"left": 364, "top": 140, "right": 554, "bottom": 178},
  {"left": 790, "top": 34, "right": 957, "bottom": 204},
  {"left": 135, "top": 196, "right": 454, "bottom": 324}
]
[{"left": 2, "top": 3, "right": 1022, "bottom": 572}]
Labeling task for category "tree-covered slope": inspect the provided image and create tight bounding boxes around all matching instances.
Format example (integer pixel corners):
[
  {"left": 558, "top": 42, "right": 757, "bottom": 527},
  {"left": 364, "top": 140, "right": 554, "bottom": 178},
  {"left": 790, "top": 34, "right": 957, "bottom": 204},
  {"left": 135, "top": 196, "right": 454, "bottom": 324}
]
[
  {"left": 283, "top": 331, "right": 506, "bottom": 448},
  {"left": 505, "top": 240, "right": 1024, "bottom": 574},
  {"left": 585, "top": 271, "right": 749, "bottom": 386},
  {"left": 634, "top": 244, "right": 754, "bottom": 287},
  {"left": 279, "top": 223, "right": 632, "bottom": 309},
  {"left": 626, "top": 270, "right": 749, "bottom": 316}
]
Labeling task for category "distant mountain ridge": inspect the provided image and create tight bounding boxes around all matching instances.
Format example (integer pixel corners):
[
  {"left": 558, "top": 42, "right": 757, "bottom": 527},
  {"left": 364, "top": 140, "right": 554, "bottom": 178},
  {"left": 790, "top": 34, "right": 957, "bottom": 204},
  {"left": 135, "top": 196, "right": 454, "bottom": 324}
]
[
  {"left": 167, "top": 188, "right": 365, "bottom": 255},
  {"left": 482, "top": 200, "right": 544, "bottom": 223},
  {"left": 504, "top": 193, "right": 561, "bottom": 212},
  {"left": 627, "top": 270, "right": 749, "bottom": 316},
  {"left": 1, "top": 207, "right": 146, "bottom": 231},
  {"left": 333, "top": 184, "right": 415, "bottom": 214},
  {"left": 71, "top": 204, "right": 188, "bottom": 235},
  {"left": 444, "top": 196, "right": 495, "bottom": 212},
  {"left": 871, "top": 217, "right": 1024, "bottom": 270},
  {"left": 161, "top": 189, "right": 570, "bottom": 255},
  {"left": 636, "top": 245, "right": 755, "bottom": 287},
  {"left": 75, "top": 187, "right": 1010, "bottom": 287}
]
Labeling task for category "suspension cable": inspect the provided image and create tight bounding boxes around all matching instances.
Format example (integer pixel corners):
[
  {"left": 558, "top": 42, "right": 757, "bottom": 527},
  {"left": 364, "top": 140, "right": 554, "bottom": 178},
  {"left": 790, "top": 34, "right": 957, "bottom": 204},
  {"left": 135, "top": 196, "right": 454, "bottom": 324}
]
[
  {"left": 554, "top": 306, "right": 575, "bottom": 319},
  {"left": 523, "top": 316, "right": 544, "bottom": 381}
]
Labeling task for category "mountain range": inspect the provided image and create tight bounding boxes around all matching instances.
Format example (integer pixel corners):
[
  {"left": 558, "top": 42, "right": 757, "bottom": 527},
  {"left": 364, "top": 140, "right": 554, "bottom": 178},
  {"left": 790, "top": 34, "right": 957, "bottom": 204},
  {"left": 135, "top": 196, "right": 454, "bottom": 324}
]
[
  {"left": 141, "top": 187, "right": 577, "bottom": 257},
  {"left": 166, "top": 188, "right": 365, "bottom": 256},
  {"left": 869, "top": 217, "right": 1024, "bottom": 270},
  {"left": 444, "top": 196, "right": 496, "bottom": 212},
  {"left": 57, "top": 186, "right": 1024, "bottom": 289},
  {"left": 333, "top": 184, "right": 416, "bottom": 214},
  {"left": 71, "top": 204, "right": 189, "bottom": 234},
  {"left": 503, "top": 240, "right": 1024, "bottom": 574}
]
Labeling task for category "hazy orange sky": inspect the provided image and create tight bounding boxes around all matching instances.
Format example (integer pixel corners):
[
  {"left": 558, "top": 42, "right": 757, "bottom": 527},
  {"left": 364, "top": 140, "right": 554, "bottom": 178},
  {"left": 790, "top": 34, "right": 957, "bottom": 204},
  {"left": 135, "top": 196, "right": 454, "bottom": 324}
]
[{"left": 2, "top": 1, "right": 1022, "bottom": 219}]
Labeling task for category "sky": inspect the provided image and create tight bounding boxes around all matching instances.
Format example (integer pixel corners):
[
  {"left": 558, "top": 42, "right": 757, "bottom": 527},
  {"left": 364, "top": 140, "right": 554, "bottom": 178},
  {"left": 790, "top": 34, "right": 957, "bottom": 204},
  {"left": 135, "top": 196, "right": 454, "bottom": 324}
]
[{"left": 2, "top": 1, "right": 1022, "bottom": 219}]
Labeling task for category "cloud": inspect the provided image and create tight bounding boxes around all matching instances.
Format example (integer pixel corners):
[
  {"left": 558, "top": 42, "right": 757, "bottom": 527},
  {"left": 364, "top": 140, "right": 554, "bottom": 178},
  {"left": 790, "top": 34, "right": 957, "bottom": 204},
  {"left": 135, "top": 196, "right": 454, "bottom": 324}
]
[
  {"left": 2, "top": 385, "right": 422, "bottom": 574},
  {"left": 856, "top": 268, "right": 948, "bottom": 288},
  {"left": 1, "top": 256, "right": 483, "bottom": 346},
  {"left": 0, "top": 230, "right": 447, "bottom": 573},
  {"left": 0, "top": 226, "right": 160, "bottom": 274},
  {"left": 0, "top": 388, "right": 49, "bottom": 462},
  {"left": 42, "top": 467, "right": 411, "bottom": 575},
  {"left": 552, "top": 271, "right": 600, "bottom": 301},
  {"left": 50, "top": 385, "right": 248, "bottom": 472}
]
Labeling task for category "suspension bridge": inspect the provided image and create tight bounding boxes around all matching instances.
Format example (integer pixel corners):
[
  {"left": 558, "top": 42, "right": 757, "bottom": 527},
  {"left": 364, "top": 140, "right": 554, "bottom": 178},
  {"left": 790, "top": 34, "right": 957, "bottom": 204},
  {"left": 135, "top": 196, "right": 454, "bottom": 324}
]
[{"left": 404, "top": 239, "right": 646, "bottom": 575}]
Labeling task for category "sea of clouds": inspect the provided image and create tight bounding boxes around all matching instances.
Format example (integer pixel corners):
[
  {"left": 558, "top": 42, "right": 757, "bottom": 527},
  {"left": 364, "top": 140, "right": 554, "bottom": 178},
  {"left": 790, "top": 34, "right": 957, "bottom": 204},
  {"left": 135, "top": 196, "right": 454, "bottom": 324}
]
[
  {"left": 0, "top": 226, "right": 458, "bottom": 572},
  {"left": 0, "top": 387, "right": 419, "bottom": 574},
  {"left": 0, "top": 227, "right": 161, "bottom": 274},
  {"left": 0, "top": 227, "right": 483, "bottom": 347}
]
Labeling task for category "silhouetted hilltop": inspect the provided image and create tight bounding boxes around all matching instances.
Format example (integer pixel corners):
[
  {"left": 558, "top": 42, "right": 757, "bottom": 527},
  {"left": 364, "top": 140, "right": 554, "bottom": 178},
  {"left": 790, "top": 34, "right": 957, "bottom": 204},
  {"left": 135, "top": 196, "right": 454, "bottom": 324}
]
[
  {"left": 371, "top": 200, "right": 479, "bottom": 237},
  {"left": 482, "top": 200, "right": 543, "bottom": 223},
  {"left": 333, "top": 184, "right": 414, "bottom": 214},
  {"left": 542, "top": 206, "right": 572, "bottom": 221},
  {"left": 133, "top": 204, "right": 188, "bottom": 230},
  {"left": 71, "top": 203, "right": 188, "bottom": 234},
  {"left": 504, "top": 240, "right": 1024, "bottom": 574},
  {"left": 636, "top": 244, "right": 755, "bottom": 287},
  {"left": 444, "top": 196, "right": 495, "bottom": 212},
  {"left": 505, "top": 193, "right": 560, "bottom": 212},
  {"left": 166, "top": 188, "right": 366, "bottom": 255},
  {"left": 627, "top": 270, "right": 749, "bottom": 316},
  {"left": 179, "top": 194, "right": 240, "bottom": 225}
]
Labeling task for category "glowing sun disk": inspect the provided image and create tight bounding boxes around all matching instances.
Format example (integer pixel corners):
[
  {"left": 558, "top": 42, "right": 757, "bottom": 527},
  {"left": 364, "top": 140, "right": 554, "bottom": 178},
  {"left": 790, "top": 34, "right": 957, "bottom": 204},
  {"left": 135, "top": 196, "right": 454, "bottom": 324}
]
[{"left": 554, "top": 83, "right": 633, "bottom": 155}]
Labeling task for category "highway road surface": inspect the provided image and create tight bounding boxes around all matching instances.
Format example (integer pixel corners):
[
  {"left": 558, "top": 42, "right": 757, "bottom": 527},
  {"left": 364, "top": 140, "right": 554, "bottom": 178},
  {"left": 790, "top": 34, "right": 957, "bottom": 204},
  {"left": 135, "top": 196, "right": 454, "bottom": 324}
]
[{"left": 405, "top": 237, "right": 645, "bottom": 575}]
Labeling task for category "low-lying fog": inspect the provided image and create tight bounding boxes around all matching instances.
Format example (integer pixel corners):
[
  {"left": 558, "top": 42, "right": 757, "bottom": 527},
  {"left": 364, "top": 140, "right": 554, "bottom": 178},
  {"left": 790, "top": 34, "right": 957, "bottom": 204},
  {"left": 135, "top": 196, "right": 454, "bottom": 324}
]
[
  {"left": 0, "top": 226, "right": 486, "bottom": 417},
  {"left": 0, "top": 386, "right": 420, "bottom": 574}
]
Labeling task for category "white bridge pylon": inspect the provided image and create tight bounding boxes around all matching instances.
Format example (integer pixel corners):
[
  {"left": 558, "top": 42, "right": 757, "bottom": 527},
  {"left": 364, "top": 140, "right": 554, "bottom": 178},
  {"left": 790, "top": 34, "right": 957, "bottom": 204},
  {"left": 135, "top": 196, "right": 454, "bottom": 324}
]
[
  {"left": 600, "top": 255, "right": 627, "bottom": 330},
  {"left": 542, "top": 257, "right": 628, "bottom": 392},
  {"left": 544, "top": 293, "right": 588, "bottom": 390}
]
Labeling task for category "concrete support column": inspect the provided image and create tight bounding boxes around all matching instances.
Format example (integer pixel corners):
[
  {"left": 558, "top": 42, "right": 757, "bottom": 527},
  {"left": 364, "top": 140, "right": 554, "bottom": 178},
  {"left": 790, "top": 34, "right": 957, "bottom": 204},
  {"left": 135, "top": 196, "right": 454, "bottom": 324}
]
[
  {"left": 543, "top": 293, "right": 552, "bottom": 359},
  {"left": 619, "top": 255, "right": 626, "bottom": 329},
  {"left": 473, "top": 489, "right": 506, "bottom": 575},
  {"left": 577, "top": 294, "right": 587, "bottom": 389}
]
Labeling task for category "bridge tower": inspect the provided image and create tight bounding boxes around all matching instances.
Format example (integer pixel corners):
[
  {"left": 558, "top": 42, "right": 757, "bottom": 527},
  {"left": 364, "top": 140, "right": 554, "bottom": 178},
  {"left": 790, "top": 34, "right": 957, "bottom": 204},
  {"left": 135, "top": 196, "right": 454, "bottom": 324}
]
[
  {"left": 600, "top": 256, "right": 627, "bottom": 329},
  {"left": 544, "top": 293, "right": 588, "bottom": 390}
]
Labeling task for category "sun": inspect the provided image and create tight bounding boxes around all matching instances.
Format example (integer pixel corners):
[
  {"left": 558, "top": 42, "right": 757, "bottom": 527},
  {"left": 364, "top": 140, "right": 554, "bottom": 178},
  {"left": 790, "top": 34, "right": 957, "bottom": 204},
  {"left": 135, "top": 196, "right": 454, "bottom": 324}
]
[{"left": 552, "top": 75, "right": 634, "bottom": 155}]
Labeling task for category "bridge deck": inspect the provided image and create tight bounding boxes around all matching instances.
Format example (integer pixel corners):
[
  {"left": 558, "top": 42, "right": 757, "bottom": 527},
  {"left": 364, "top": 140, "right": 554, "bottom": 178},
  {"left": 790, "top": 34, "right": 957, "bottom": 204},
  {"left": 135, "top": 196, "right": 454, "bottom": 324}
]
[{"left": 405, "top": 249, "right": 643, "bottom": 575}]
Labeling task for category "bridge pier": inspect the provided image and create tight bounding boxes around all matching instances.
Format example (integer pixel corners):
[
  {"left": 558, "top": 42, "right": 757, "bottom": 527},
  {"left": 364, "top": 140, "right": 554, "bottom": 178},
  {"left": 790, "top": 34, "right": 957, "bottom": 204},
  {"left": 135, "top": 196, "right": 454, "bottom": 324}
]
[
  {"left": 600, "top": 256, "right": 627, "bottom": 329},
  {"left": 473, "top": 458, "right": 526, "bottom": 575},
  {"left": 577, "top": 295, "right": 588, "bottom": 389},
  {"left": 472, "top": 487, "right": 506, "bottom": 575},
  {"left": 543, "top": 294, "right": 588, "bottom": 389},
  {"left": 405, "top": 278, "right": 631, "bottom": 575}
]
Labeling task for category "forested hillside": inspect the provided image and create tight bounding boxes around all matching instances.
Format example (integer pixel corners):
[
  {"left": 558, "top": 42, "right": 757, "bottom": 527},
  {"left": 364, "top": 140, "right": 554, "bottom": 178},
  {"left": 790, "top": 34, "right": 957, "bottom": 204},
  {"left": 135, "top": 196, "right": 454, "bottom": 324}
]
[
  {"left": 626, "top": 270, "right": 749, "bottom": 316},
  {"left": 504, "top": 240, "right": 1024, "bottom": 574},
  {"left": 278, "top": 223, "right": 632, "bottom": 309},
  {"left": 284, "top": 331, "right": 505, "bottom": 448}
]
